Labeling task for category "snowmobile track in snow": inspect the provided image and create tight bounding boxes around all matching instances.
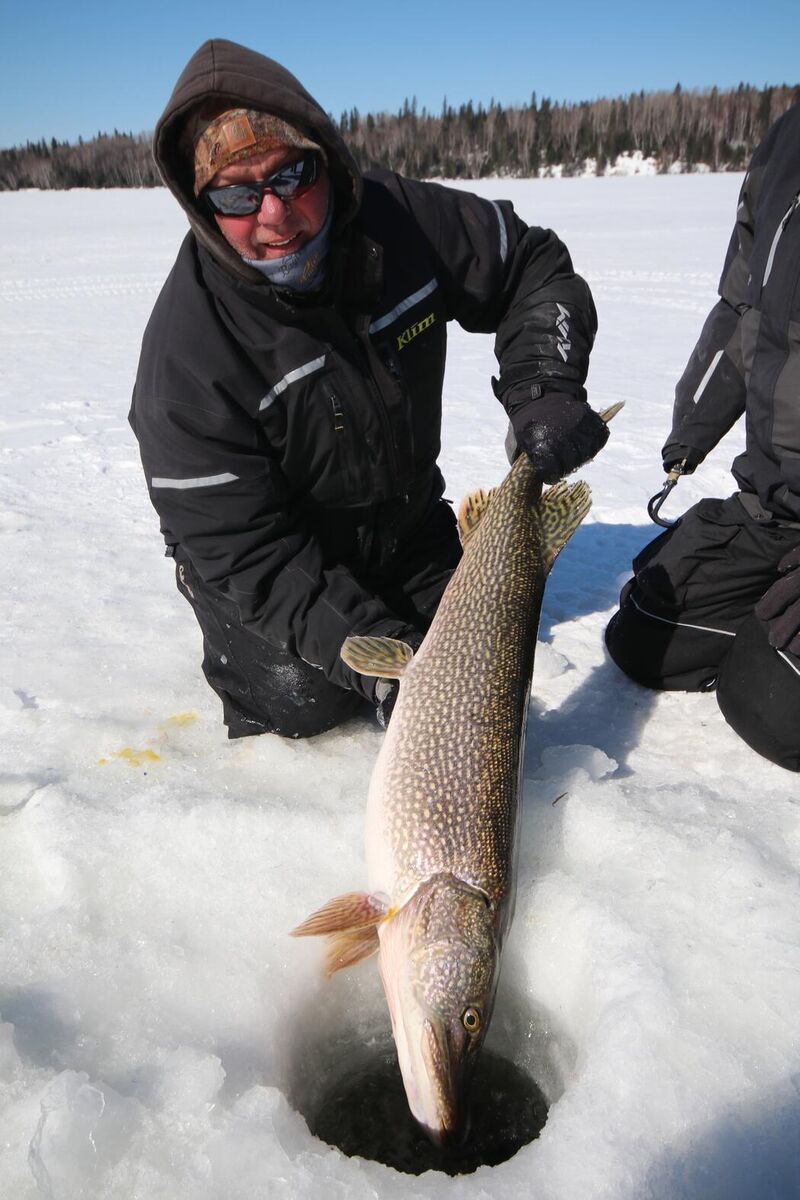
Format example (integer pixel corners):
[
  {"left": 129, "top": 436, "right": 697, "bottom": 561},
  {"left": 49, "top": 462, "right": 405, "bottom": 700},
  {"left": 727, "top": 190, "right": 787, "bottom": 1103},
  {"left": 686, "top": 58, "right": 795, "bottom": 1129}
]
[{"left": 0, "top": 273, "right": 164, "bottom": 303}]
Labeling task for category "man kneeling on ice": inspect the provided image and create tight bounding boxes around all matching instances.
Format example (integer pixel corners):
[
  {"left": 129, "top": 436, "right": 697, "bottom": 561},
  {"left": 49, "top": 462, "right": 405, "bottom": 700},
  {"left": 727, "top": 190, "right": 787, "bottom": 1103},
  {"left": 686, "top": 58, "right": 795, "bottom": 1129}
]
[
  {"left": 131, "top": 38, "right": 606, "bottom": 739},
  {"left": 605, "top": 99, "right": 800, "bottom": 772}
]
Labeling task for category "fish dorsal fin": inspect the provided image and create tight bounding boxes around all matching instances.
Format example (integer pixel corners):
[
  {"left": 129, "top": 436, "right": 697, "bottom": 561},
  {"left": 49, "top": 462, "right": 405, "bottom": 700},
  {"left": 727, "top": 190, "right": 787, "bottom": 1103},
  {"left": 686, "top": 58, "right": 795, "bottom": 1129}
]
[
  {"left": 340, "top": 635, "right": 415, "bottom": 679},
  {"left": 457, "top": 487, "right": 495, "bottom": 546},
  {"left": 291, "top": 891, "right": 387, "bottom": 978},
  {"left": 536, "top": 479, "right": 592, "bottom": 573}
]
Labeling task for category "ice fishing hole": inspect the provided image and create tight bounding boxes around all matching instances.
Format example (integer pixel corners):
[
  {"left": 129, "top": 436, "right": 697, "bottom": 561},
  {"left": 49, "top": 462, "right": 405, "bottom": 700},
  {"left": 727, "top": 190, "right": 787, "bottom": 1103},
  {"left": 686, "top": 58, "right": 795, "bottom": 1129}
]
[
  {"left": 285, "top": 975, "right": 569, "bottom": 1175},
  {"left": 306, "top": 1041, "right": 547, "bottom": 1175}
]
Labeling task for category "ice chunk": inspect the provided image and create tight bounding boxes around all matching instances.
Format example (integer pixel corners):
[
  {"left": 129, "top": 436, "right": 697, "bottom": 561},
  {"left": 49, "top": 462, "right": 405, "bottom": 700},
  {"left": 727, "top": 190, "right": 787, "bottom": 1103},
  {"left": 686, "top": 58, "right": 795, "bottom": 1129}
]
[
  {"left": 27, "top": 1070, "right": 139, "bottom": 1198},
  {"left": 534, "top": 743, "right": 617, "bottom": 785},
  {"left": 207, "top": 1086, "right": 325, "bottom": 1196},
  {"left": 154, "top": 1045, "right": 225, "bottom": 1115},
  {"left": 534, "top": 640, "right": 570, "bottom": 680}
]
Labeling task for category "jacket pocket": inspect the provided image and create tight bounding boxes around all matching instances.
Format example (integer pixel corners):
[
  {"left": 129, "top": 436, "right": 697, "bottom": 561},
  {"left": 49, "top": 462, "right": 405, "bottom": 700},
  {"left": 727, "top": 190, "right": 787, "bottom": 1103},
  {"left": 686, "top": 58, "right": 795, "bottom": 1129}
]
[{"left": 326, "top": 389, "right": 371, "bottom": 498}]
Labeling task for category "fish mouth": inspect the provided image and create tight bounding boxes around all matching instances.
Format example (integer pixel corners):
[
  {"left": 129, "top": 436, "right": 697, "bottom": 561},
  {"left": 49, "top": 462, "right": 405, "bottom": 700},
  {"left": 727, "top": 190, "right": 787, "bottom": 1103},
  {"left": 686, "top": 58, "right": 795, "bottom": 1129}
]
[
  {"left": 410, "top": 1015, "right": 471, "bottom": 1145},
  {"left": 381, "top": 953, "right": 471, "bottom": 1144}
]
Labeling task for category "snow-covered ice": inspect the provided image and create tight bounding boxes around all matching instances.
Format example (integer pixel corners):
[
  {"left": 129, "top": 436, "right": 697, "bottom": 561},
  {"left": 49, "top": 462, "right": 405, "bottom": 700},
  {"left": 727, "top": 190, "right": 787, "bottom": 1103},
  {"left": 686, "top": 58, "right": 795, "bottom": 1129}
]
[{"left": 1, "top": 176, "right": 798, "bottom": 1198}]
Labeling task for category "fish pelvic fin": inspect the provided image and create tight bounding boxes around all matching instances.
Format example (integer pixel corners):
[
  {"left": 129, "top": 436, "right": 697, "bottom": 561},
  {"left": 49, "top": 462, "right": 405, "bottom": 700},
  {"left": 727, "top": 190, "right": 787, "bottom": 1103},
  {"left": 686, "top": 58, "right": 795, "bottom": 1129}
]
[
  {"left": 536, "top": 479, "right": 592, "bottom": 573},
  {"left": 322, "top": 927, "right": 380, "bottom": 977},
  {"left": 291, "top": 891, "right": 387, "bottom": 978},
  {"left": 457, "top": 487, "right": 496, "bottom": 546},
  {"left": 340, "top": 635, "right": 415, "bottom": 679}
]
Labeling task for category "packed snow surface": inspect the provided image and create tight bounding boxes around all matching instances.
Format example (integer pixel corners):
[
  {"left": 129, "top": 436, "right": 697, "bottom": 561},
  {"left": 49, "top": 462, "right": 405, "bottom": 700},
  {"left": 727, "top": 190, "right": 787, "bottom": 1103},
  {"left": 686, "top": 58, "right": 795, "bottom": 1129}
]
[{"left": 1, "top": 176, "right": 799, "bottom": 1199}]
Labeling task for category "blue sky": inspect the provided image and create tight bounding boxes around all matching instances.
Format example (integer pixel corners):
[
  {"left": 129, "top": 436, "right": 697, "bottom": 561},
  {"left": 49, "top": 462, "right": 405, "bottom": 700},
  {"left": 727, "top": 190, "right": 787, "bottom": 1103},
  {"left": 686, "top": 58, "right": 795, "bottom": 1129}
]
[{"left": 2, "top": 0, "right": 798, "bottom": 147}]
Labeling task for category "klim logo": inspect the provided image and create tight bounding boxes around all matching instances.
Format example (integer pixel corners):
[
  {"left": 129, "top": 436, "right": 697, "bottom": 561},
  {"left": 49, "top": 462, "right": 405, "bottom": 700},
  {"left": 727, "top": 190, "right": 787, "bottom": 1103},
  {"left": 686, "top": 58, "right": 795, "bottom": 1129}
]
[
  {"left": 555, "top": 303, "right": 571, "bottom": 362},
  {"left": 397, "top": 311, "right": 436, "bottom": 350}
]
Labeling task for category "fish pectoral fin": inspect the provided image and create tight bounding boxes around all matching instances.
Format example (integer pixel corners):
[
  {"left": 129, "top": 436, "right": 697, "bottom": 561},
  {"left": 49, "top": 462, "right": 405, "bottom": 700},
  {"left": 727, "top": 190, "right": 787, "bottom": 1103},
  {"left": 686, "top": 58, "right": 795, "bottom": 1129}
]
[
  {"left": 457, "top": 487, "right": 495, "bottom": 546},
  {"left": 323, "top": 927, "right": 380, "bottom": 977},
  {"left": 340, "top": 636, "right": 415, "bottom": 679},
  {"left": 536, "top": 479, "right": 593, "bottom": 573},
  {"left": 291, "top": 891, "right": 385, "bottom": 979},
  {"left": 290, "top": 891, "right": 387, "bottom": 938}
]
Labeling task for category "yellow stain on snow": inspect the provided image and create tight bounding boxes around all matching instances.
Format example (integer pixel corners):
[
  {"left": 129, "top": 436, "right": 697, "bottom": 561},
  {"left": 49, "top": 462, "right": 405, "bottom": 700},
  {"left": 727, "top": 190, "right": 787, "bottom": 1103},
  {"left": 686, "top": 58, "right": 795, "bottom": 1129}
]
[
  {"left": 96, "top": 747, "right": 162, "bottom": 768},
  {"left": 165, "top": 712, "right": 197, "bottom": 727},
  {"left": 96, "top": 712, "right": 197, "bottom": 766}
]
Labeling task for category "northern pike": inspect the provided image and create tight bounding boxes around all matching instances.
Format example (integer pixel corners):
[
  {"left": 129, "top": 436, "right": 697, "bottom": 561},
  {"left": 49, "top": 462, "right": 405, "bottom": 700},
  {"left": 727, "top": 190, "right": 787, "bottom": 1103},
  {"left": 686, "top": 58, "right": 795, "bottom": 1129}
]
[{"left": 292, "top": 415, "right": 617, "bottom": 1142}]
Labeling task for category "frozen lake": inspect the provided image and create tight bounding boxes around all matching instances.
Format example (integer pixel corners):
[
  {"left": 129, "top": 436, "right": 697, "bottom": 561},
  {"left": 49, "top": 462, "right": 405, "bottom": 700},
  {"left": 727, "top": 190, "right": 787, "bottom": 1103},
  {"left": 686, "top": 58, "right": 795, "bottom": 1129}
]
[{"left": 1, "top": 174, "right": 798, "bottom": 1198}]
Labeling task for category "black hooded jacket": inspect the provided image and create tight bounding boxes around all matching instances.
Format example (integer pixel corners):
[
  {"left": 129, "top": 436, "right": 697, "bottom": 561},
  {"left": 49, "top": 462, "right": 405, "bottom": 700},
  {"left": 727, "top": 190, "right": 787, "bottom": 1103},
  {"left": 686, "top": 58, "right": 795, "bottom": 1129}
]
[
  {"left": 130, "top": 39, "right": 597, "bottom": 699},
  {"left": 663, "top": 101, "right": 800, "bottom": 523}
]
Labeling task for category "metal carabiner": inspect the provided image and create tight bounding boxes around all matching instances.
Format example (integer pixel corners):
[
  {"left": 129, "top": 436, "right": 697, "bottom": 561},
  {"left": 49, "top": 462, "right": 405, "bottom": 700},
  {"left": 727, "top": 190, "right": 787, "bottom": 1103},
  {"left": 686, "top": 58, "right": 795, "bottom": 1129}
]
[{"left": 647, "top": 462, "right": 686, "bottom": 528}]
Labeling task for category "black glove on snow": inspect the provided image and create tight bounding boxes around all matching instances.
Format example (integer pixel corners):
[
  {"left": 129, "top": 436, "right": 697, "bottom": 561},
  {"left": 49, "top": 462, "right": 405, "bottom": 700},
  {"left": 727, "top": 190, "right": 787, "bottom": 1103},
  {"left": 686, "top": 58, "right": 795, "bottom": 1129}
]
[
  {"left": 755, "top": 544, "right": 800, "bottom": 656},
  {"left": 510, "top": 393, "right": 609, "bottom": 483}
]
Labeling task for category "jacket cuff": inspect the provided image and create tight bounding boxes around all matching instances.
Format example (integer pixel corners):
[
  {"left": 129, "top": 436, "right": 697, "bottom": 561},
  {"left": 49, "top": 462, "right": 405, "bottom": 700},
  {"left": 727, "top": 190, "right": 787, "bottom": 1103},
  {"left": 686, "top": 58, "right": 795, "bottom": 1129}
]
[
  {"left": 492, "top": 374, "right": 587, "bottom": 414},
  {"left": 507, "top": 391, "right": 585, "bottom": 434},
  {"left": 661, "top": 442, "right": 705, "bottom": 471}
]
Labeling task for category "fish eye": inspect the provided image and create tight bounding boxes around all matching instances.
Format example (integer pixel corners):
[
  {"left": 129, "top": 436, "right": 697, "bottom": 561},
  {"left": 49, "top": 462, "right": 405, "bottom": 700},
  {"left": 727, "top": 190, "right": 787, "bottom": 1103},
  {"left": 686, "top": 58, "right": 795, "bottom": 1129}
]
[{"left": 462, "top": 1006, "right": 481, "bottom": 1034}]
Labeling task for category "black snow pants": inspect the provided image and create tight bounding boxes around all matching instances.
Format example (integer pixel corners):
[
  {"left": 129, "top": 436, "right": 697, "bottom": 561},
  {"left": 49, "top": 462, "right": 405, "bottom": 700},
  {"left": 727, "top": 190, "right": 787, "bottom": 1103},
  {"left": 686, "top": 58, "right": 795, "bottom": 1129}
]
[
  {"left": 173, "top": 499, "right": 461, "bottom": 739},
  {"left": 605, "top": 494, "right": 800, "bottom": 772}
]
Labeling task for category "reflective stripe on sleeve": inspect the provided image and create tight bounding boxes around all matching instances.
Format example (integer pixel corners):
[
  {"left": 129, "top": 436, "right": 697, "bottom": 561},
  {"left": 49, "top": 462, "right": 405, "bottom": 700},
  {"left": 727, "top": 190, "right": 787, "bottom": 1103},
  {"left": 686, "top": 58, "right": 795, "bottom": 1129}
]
[
  {"left": 151, "top": 472, "right": 239, "bottom": 490},
  {"left": 763, "top": 193, "right": 800, "bottom": 290},
  {"left": 259, "top": 355, "right": 327, "bottom": 412},
  {"left": 491, "top": 201, "right": 508, "bottom": 263},
  {"left": 693, "top": 349, "right": 724, "bottom": 403}
]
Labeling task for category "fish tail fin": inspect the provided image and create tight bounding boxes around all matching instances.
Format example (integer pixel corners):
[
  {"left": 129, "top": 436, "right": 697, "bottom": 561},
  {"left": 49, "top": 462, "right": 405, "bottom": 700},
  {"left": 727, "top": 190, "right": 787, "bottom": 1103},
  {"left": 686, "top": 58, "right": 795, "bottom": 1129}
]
[
  {"left": 599, "top": 401, "right": 625, "bottom": 424},
  {"left": 291, "top": 891, "right": 387, "bottom": 977},
  {"left": 535, "top": 479, "right": 592, "bottom": 573}
]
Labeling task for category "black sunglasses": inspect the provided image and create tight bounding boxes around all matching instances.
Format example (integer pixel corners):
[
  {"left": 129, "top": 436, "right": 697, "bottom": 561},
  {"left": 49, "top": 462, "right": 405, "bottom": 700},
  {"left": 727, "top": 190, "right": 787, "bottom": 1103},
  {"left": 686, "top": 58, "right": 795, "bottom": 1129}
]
[{"left": 203, "top": 154, "right": 321, "bottom": 216}]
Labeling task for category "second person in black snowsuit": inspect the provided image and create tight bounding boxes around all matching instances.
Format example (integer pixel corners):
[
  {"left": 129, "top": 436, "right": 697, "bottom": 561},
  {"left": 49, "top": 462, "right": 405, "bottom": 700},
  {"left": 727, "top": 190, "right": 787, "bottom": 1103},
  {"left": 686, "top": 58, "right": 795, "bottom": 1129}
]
[
  {"left": 131, "top": 40, "right": 606, "bottom": 739},
  {"left": 606, "top": 100, "right": 800, "bottom": 772}
]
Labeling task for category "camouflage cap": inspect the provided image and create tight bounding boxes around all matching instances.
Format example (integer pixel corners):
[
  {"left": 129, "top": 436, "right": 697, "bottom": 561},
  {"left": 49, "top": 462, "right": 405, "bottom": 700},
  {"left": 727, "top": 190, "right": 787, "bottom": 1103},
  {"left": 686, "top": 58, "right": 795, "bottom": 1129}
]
[{"left": 191, "top": 107, "right": 322, "bottom": 195}]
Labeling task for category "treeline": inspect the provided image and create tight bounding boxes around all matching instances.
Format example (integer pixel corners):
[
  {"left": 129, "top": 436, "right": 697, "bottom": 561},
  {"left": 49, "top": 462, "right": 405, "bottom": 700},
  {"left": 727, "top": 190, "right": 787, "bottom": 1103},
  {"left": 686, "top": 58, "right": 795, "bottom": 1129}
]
[
  {"left": 0, "top": 130, "right": 158, "bottom": 189},
  {"left": 2, "top": 83, "right": 799, "bottom": 190},
  {"left": 339, "top": 83, "right": 800, "bottom": 178}
]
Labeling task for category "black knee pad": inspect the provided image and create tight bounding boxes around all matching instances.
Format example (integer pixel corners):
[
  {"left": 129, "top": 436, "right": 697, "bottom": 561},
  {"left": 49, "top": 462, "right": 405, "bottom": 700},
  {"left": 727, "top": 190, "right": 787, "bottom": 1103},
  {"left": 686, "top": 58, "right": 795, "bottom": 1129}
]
[
  {"left": 717, "top": 614, "right": 800, "bottom": 771},
  {"left": 605, "top": 585, "right": 722, "bottom": 692},
  {"left": 223, "top": 692, "right": 363, "bottom": 739},
  {"left": 219, "top": 657, "right": 364, "bottom": 740},
  {"left": 175, "top": 555, "right": 364, "bottom": 740}
]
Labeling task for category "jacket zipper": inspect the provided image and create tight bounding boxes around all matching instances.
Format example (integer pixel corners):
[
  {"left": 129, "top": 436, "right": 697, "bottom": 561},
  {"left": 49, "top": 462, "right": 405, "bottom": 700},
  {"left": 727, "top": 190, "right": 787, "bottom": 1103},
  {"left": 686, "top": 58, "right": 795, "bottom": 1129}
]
[
  {"left": 329, "top": 393, "right": 345, "bottom": 433},
  {"left": 762, "top": 192, "right": 800, "bottom": 290}
]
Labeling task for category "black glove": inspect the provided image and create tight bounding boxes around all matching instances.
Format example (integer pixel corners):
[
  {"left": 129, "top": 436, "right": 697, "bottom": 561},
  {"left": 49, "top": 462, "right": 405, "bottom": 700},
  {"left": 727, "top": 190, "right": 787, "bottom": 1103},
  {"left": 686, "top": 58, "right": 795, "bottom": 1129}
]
[
  {"left": 509, "top": 393, "right": 609, "bottom": 483},
  {"left": 374, "top": 679, "right": 399, "bottom": 729},
  {"left": 661, "top": 448, "right": 704, "bottom": 476},
  {"left": 373, "top": 631, "right": 424, "bottom": 729},
  {"left": 755, "top": 544, "right": 800, "bottom": 655}
]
